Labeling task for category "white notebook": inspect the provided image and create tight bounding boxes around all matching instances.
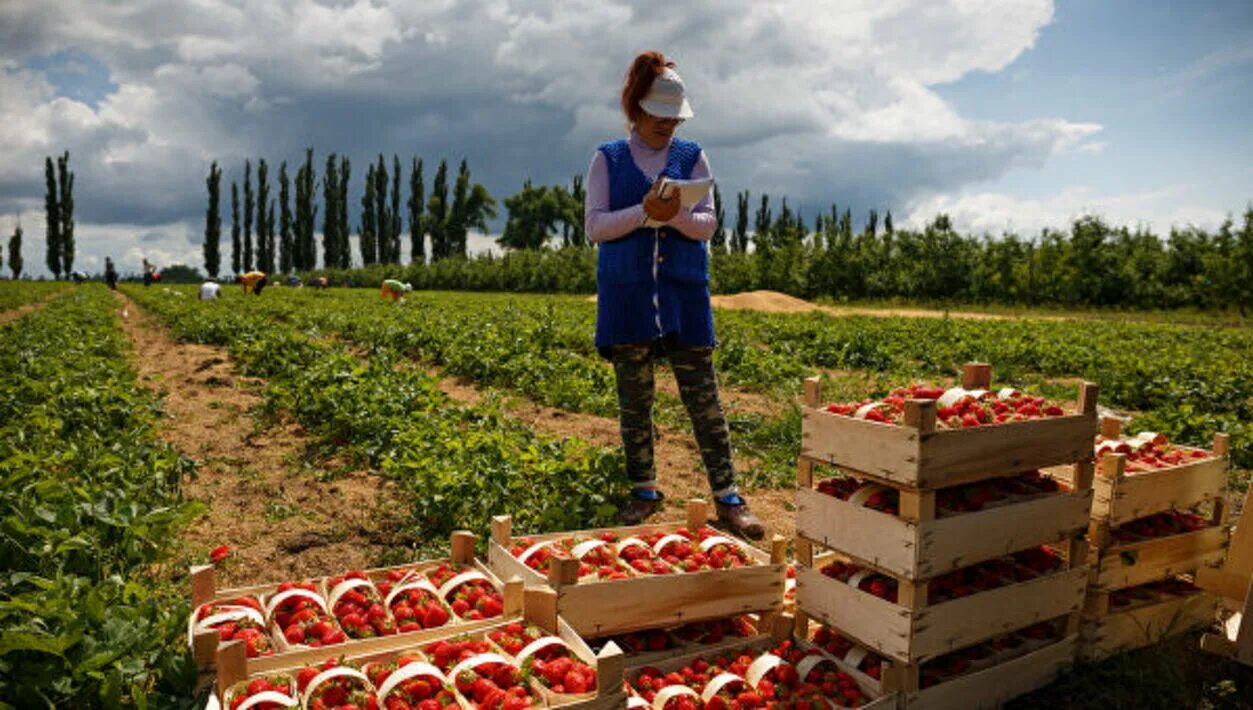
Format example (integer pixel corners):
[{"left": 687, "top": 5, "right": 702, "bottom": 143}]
[{"left": 644, "top": 177, "right": 714, "bottom": 228}]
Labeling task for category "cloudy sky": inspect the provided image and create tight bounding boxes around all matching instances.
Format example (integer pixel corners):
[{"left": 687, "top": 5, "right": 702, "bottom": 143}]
[{"left": 1, "top": 0, "right": 1250, "bottom": 276}]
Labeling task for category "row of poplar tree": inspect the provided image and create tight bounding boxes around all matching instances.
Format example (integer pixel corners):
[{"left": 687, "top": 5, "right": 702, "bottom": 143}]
[
  {"left": 202, "top": 151, "right": 496, "bottom": 277},
  {"left": 6, "top": 152, "right": 73, "bottom": 280}
]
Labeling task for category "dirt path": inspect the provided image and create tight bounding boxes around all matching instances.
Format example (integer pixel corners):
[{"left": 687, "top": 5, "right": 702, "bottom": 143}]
[
  {"left": 589, "top": 290, "right": 1065, "bottom": 322},
  {"left": 0, "top": 292, "right": 63, "bottom": 327},
  {"left": 114, "top": 292, "right": 407, "bottom": 586},
  {"left": 434, "top": 373, "right": 796, "bottom": 540}
]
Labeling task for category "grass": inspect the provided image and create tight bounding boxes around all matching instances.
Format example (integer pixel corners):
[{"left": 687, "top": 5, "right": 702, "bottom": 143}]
[{"left": 1010, "top": 633, "right": 1253, "bottom": 708}]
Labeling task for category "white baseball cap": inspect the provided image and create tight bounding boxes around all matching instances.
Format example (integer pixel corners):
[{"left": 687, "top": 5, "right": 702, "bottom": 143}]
[{"left": 639, "top": 68, "right": 694, "bottom": 120}]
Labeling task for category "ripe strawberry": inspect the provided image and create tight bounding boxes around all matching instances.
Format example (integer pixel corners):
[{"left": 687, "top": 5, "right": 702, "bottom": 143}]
[{"left": 210, "top": 545, "right": 231, "bottom": 564}]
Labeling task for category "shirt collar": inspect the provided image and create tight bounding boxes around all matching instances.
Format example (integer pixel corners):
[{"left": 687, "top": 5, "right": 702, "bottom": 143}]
[{"left": 629, "top": 128, "right": 671, "bottom": 156}]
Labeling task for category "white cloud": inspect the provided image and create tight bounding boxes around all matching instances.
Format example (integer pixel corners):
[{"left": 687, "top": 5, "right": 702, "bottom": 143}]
[
  {"left": 903, "top": 185, "right": 1231, "bottom": 236},
  {"left": 0, "top": 0, "right": 1121, "bottom": 276}
]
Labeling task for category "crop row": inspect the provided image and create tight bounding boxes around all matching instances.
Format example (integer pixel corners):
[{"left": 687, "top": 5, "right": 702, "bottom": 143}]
[
  {"left": 0, "top": 286, "right": 202, "bottom": 706},
  {"left": 153, "top": 287, "right": 1252, "bottom": 473},
  {"left": 0, "top": 280, "right": 68, "bottom": 311},
  {"left": 121, "top": 286, "right": 630, "bottom": 551}
]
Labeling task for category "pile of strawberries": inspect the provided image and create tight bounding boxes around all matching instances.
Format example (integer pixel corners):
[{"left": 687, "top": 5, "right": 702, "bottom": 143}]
[
  {"left": 429, "top": 564, "right": 504, "bottom": 620},
  {"left": 644, "top": 528, "right": 755, "bottom": 572},
  {"left": 936, "top": 471, "right": 1061, "bottom": 515},
  {"left": 670, "top": 616, "right": 757, "bottom": 646},
  {"left": 593, "top": 628, "right": 676, "bottom": 655},
  {"left": 1109, "top": 577, "right": 1201, "bottom": 610},
  {"left": 629, "top": 642, "right": 869, "bottom": 708},
  {"left": 295, "top": 658, "right": 378, "bottom": 709},
  {"left": 194, "top": 596, "right": 273, "bottom": 658},
  {"left": 819, "top": 560, "right": 898, "bottom": 604},
  {"left": 424, "top": 636, "right": 496, "bottom": 672},
  {"left": 926, "top": 549, "right": 1060, "bottom": 604},
  {"left": 824, "top": 383, "right": 1066, "bottom": 429},
  {"left": 821, "top": 546, "right": 1062, "bottom": 606},
  {"left": 919, "top": 619, "right": 1064, "bottom": 689},
  {"left": 365, "top": 654, "right": 459, "bottom": 710},
  {"left": 270, "top": 581, "right": 346, "bottom": 648},
  {"left": 815, "top": 477, "right": 899, "bottom": 514},
  {"left": 615, "top": 536, "right": 679, "bottom": 576},
  {"left": 225, "top": 675, "right": 294, "bottom": 709},
  {"left": 488, "top": 623, "right": 548, "bottom": 657},
  {"left": 377, "top": 571, "right": 452, "bottom": 633},
  {"left": 810, "top": 627, "right": 884, "bottom": 680},
  {"left": 450, "top": 659, "right": 538, "bottom": 710},
  {"left": 328, "top": 571, "right": 397, "bottom": 639},
  {"left": 1095, "top": 432, "right": 1211, "bottom": 473},
  {"left": 530, "top": 654, "right": 598, "bottom": 695},
  {"left": 1109, "top": 510, "right": 1211, "bottom": 544},
  {"left": 816, "top": 469, "right": 1062, "bottom": 519},
  {"left": 564, "top": 537, "right": 632, "bottom": 581}
]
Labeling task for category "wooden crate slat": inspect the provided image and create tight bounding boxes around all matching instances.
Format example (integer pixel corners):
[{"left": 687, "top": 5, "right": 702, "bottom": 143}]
[
  {"left": 801, "top": 409, "right": 1097, "bottom": 489},
  {"left": 486, "top": 516, "right": 786, "bottom": 638},
  {"left": 796, "top": 487, "right": 919, "bottom": 578},
  {"left": 801, "top": 407, "right": 921, "bottom": 484},
  {"left": 1093, "top": 526, "right": 1229, "bottom": 592},
  {"left": 797, "top": 487, "right": 1092, "bottom": 580},
  {"left": 905, "top": 634, "right": 1078, "bottom": 709},
  {"left": 919, "top": 491, "right": 1092, "bottom": 579},
  {"left": 911, "top": 567, "right": 1087, "bottom": 660},
  {"left": 1081, "top": 591, "right": 1216, "bottom": 661},
  {"left": 795, "top": 564, "right": 912, "bottom": 661},
  {"left": 917, "top": 413, "right": 1096, "bottom": 488},
  {"left": 795, "top": 564, "right": 1087, "bottom": 664},
  {"left": 553, "top": 564, "right": 783, "bottom": 638},
  {"left": 1093, "top": 455, "right": 1227, "bottom": 527}
]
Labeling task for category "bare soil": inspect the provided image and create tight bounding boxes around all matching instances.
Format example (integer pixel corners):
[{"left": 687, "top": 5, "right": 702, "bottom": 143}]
[
  {"left": 434, "top": 372, "right": 797, "bottom": 540},
  {"left": 114, "top": 292, "right": 406, "bottom": 586},
  {"left": 0, "top": 295, "right": 57, "bottom": 327},
  {"left": 590, "top": 289, "right": 1061, "bottom": 321}
]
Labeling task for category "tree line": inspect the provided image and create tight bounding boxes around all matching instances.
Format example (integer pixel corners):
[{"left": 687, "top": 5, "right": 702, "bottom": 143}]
[
  {"left": 304, "top": 198, "right": 1253, "bottom": 312},
  {"left": 199, "top": 155, "right": 1253, "bottom": 310},
  {"left": 202, "top": 151, "right": 497, "bottom": 278}
]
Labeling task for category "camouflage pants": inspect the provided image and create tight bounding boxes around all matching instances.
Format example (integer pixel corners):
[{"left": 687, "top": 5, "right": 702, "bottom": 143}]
[{"left": 611, "top": 338, "right": 737, "bottom": 497}]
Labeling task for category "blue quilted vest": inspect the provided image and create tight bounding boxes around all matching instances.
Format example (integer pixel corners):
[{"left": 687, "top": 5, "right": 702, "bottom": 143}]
[{"left": 594, "top": 137, "right": 716, "bottom": 353}]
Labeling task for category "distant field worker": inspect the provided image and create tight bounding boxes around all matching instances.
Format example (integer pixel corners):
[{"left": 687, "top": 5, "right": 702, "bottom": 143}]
[
  {"left": 381, "top": 279, "right": 411, "bottom": 302},
  {"left": 199, "top": 279, "right": 221, "bottom": 301},
  {"left": 239, "top": 271, "right": 268, "bottom": 295},
  {"left": 313, "top": 276, "right": 329, "bottom": 289},
  {"left": 584, "top": 50, "right": 763, "bottom": 539}
]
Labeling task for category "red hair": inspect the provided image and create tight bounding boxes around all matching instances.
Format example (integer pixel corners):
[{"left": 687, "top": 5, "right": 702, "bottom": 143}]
[{"left": 621, "top": 51, "right": 675, "bottom": 124}]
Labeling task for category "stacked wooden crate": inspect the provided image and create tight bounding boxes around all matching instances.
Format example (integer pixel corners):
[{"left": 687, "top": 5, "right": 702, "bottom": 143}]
[
  {"left": 793, "top": 364, "right": 1099, "bottom": 708},
  {"left": 487, "top": 500, "right": 787, "bottom": 639},
  {"left": 1079, "top": 418, "right": 1229, "bottom": 660}
]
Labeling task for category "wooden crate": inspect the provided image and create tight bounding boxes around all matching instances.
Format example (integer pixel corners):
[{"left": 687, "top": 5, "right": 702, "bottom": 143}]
[
  {"left": 1080, "top": 584, "right": 1217, "bottom": 660},
  {"left": 188, "top": 531, "right": 513, "bottom": 673},
  {"left": 214, "top": 587, "right": 625, "bottom": 709},
  {"left": 486, "top": 501, "right": 787, "bottom": 638},
  {"left": 799, "top": 365, "right": 1099, "bottom": 489},
  {"left": 1088, "top": 421, "right": 1229, "bottom": 531},
  {"left": 797, "top": 476, "right": 1092, "bottom": 581},
  {"left": 795, "top": 553, "right": 1087, "bottom": 663},
  {"left": 903, "top": 632, "right": 1078, "bottom": 709},
  {"left": 1089, "top": 526, "right": 1229, "bottom": 593},
  {"left": 624, "top": 615, "right": 897, "bottom": 709}
]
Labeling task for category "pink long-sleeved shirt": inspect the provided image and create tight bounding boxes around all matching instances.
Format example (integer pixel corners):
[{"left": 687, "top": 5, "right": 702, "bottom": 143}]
[{"left": 584, "top": 131, "right": 716, "bottom": 244}]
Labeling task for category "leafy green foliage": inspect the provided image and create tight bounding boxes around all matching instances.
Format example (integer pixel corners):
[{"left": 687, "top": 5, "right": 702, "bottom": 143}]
[
  {"left": 0, "top": 286, "right": 202, "bottom": 706},
  {"left": 0, "top": 281, "right": 66, "bottom": 310},
  {"left": 124, "top": 286, "right": 629, "bottom": 545}
]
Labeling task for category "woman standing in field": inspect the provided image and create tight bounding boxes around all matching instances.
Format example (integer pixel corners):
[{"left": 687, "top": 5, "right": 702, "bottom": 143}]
[{"left": 584, "top": 51, "right": 764, "bottom": 539}]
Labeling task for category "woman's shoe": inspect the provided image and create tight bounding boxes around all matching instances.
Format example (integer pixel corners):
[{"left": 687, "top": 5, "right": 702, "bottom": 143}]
[
  {"left": 715, "top": 499, "right": 765, "bottom": 540},
  {"left": 618, "top": 491, "right": 664, "bottom": 525}
]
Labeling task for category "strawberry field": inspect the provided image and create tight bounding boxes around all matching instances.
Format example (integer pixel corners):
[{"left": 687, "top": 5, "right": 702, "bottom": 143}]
[{"left": 2, "top": 282, "right": 1252, "bottom": 707}]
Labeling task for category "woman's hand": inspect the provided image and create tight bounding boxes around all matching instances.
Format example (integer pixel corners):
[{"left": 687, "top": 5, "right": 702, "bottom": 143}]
[{"left": 642, "top": 180, "right": 680, "bottom": 223}]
